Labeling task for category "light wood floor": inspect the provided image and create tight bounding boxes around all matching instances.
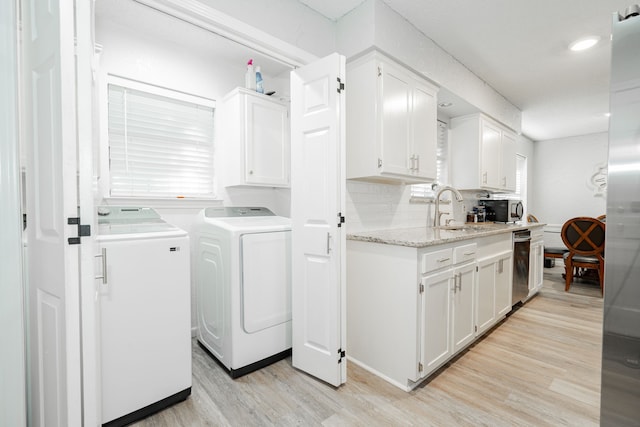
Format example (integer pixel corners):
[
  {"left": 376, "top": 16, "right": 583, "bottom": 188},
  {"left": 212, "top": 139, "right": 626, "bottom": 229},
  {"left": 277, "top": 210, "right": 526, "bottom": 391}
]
[{"left": 133, "top": 264, "right": 603, "bottom": 426}]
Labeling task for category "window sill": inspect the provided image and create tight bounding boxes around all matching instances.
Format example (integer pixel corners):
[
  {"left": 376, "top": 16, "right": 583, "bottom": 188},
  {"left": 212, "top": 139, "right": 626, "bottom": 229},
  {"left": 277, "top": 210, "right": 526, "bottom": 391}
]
[{"left": 102, "top": 196, "right": 223, "bottom": 210}]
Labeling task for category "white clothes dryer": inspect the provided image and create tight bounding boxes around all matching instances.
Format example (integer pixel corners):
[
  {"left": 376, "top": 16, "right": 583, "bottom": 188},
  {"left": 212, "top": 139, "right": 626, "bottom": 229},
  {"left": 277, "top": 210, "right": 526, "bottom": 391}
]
[
  {"left": 96, "top": 206, "right": 191, "bottom": 426},
  {"left": 192, "top": 207, "right": 292, "bottom": 377}
]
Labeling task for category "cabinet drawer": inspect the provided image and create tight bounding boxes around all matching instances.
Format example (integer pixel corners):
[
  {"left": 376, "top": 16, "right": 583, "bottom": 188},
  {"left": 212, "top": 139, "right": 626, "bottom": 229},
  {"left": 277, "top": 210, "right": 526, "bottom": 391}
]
[
  {"left": 422, "top": 248, "right": 453, "bottom": 273},
  {"left": 454, "top": 243, "right": 478, "bottom": 264}
]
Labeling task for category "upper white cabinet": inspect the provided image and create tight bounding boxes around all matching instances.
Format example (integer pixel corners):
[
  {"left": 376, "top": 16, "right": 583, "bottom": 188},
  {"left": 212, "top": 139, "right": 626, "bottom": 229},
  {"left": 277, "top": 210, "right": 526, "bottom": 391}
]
[
  {"left": 219, "top": 87, "right": 289, "bottom": 187},
  {"left": 450, "top": 113, "right": 516, "bottom": 192},
  {"left": 346, "top": 51, "right": 438, "bottom": 184}
]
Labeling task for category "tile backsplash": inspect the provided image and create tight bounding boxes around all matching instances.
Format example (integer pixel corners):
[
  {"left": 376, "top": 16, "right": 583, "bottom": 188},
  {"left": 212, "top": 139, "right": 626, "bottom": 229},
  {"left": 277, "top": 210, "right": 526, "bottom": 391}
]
[
  {"left": 346, "top": 181, "right": 479, "bottom": 233},
  {"left": 346, "top": 181, "right": 433, "bottom": 233}
]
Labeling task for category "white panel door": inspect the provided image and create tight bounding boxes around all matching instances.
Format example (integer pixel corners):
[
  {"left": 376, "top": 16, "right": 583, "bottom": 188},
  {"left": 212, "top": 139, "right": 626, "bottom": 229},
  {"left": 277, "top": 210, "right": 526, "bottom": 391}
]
[
  {"left": 21, "top": 0, "right": 84, "bottom": 424},
  {"left": 291, "top": 53, "right": 346, "bottom": 387}
]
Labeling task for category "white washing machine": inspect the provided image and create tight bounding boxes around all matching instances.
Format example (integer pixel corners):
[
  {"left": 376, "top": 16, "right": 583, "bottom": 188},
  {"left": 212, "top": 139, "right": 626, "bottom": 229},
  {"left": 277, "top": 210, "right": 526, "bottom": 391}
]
[
  {"left": 96, "top": 206, "right": 191, "bottom": 426},
  {"left": 192, "top": 206, "right": 292, "bottom": 377}
]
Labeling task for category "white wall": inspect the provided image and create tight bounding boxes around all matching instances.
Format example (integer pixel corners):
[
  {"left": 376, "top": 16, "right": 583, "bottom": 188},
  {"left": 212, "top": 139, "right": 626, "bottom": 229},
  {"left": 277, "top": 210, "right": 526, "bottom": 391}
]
[
  {"left": 199, "top": 0, "right": 336, "bottom": 58},
  {"left": 0, "top": 0, "right": 27, "bottom": 423},
  {"left": 533, "top": 132, "right": 608, "bottom": 246},
  {"left": 336, "top": 0, "right": 522, "bottom": 133}
]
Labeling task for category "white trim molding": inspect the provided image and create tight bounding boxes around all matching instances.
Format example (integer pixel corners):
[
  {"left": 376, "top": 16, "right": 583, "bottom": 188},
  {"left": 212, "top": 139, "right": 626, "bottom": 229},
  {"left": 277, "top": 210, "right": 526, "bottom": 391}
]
[{"left": 134, "top": 0, "right": 318, "bottom": 68}]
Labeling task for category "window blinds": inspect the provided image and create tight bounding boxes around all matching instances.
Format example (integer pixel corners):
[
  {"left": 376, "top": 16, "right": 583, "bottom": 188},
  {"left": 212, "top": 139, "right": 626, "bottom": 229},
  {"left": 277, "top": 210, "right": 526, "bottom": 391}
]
[{"left": 108, "top": 84, "right": 215, "bottom": 198}]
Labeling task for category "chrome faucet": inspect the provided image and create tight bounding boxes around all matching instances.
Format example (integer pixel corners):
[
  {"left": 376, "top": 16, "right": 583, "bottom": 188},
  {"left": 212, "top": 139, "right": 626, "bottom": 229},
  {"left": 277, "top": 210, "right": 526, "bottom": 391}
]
[{"left": 433, "top": 185, "right": 464, "bottom": 227}]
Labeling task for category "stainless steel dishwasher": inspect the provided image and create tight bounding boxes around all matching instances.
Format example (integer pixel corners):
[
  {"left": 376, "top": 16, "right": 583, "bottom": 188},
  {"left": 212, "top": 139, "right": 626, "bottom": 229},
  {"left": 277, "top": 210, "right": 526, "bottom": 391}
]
[{"left": 512, "top": 229, "right": 531, "bottom": 304}]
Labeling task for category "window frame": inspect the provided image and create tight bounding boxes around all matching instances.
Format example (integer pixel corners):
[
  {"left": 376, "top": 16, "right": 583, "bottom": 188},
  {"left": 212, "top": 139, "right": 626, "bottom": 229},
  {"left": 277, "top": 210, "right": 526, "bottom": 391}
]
[{"left": 99, "top": 74, "right": 218, "bottom": 201}]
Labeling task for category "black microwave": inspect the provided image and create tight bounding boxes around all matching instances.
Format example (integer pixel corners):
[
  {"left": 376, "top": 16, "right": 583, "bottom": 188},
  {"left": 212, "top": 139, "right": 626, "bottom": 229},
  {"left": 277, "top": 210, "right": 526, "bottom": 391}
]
[{"left": 478, "top": 199, "right": 524, "bottom": 223}]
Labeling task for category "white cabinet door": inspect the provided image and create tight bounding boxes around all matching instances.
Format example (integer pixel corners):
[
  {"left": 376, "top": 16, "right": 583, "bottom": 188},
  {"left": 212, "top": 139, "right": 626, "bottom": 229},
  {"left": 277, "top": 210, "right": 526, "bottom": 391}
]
[
  {"left": 476, "top": 257, "right": 497, "bottom": 335},
  {"left": 245, "top": 94, "right": 289, "bottom": 186},
  {"left": 529, "top": 239, "right": 544, "bottom": 295},
  {"left": 346, "top": 51, "right": 438, "bottom": 184},
  {"left": 501, "top": 130, "right": 517, "bottom": 192},
  {"left": 411, "top": 82, "right": 438, "bottom": 180},
  {"left": 495, "top": 253, "right": 513, "bottom": 317},
  {"left": 480, "top": 120, "right": 502, "bottom": 189},
  {"left": 421, "top": 269, "right": 452, "bottom": 375},
  {"left": 221, "top": 88, "right": 289, "bottom": 187},
  {"left": 379, "top": 60, "right": 412, "bottom": 176},
  {"left": 451, "top": 114, "right": 517, "bottom": 192},
  {"left": 477, "top": 250, "right": 512, "bottom": 335},
  {"left": 290, "top": 53, "right": 346, "bottom": 387},
  {"left": 452, "top": 263, "right": 476, "bottom": 353}
]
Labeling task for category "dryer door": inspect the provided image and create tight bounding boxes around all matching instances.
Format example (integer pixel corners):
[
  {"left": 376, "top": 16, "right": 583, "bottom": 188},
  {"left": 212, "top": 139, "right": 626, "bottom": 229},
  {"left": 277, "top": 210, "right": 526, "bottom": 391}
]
[{"left": 241, "top": 231, "right": 292, "bottom": 333}]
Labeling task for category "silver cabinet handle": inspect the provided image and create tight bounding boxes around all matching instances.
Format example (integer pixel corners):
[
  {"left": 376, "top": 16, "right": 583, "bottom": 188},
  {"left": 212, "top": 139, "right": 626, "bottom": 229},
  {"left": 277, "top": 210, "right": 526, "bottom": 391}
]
[
  {"left": 326, "top": 232, "right": 331, "bottom": 255},
  {"left": 437, "top": 257, "right": 451, "bottom": 263},
  {"left": 95, "top": 247, "right": 107, "bottom": 284}
]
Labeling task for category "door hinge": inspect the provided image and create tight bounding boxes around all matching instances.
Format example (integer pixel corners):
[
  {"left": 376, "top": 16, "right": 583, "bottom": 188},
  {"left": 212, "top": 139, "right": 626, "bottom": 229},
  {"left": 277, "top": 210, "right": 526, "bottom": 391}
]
[
  {"left": 377, "top": 158, "right": 383, "bottom": 168},
  {"left": 337, "top": 77, "right": 345, "bottom": 93},
  {"left": 377, "top": 66, "right": 382, "bottom": 77},
  {"left": 418, "top": 362, "right": 424, "bottom": 372},
  {"left": 337, "top": 212, "right": 345, "bottom": 227},
  {"left": 338, "top": 348, "right": 346, "bottom": 363},
  {"left": 67, "top": 217, "right": 91, "bottom": 245},
  {"left": 419, "top": 283, "right": 424, "bottom": 294}
]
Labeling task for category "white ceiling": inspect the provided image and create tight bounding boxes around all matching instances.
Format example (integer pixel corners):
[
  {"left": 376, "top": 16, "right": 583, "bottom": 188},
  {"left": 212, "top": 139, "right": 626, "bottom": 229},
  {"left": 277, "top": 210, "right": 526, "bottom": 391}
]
[{"left": 301, "top": 0, "right": 634, "bottom": 141}]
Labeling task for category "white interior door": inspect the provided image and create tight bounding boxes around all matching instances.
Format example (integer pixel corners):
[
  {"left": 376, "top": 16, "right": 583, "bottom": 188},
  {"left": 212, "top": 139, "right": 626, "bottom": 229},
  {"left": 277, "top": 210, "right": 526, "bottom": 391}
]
[
  {"left": 21, "top": 0, "right": 88, "bottom": 424},
  {"left": 290, "top": 53, "right": 346, "bottom": 387}
]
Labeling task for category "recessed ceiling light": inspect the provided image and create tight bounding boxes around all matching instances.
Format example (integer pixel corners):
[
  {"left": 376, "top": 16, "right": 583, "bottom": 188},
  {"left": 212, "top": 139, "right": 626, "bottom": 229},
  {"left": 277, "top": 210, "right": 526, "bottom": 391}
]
[
  {"left": 569, "top": 36, "right": 600, "bottom": 51},
  {"left": 438, "top": 102, "right": 453, "bottom": 108}
]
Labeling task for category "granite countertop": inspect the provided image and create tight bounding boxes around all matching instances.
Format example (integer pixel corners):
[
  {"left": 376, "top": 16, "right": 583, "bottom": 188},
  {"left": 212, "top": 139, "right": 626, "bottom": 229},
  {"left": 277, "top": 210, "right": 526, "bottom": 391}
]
[{"left": 347, "top": 222, "right": 545, "bottom": 248}]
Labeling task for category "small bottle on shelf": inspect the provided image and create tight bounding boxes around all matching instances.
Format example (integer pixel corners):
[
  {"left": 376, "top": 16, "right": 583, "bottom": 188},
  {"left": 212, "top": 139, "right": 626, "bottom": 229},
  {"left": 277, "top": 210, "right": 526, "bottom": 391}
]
[{"left": 255, "top": 66, "right": 264, "bottom": 94}]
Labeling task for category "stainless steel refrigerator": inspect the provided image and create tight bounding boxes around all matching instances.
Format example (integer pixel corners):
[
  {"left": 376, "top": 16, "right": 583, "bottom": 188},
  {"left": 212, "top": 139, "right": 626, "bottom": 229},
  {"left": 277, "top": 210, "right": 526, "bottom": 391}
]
[{"left": 601, "top": 4, "right": 640, "bottom": 425}]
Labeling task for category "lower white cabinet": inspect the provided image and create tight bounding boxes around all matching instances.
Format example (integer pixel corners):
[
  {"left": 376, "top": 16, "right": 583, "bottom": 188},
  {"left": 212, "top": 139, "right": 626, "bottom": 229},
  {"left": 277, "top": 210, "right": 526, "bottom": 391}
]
[
  {"left": 529, "top": 228, "right": 544, "bottom": 297},
  {"left": 419, "top": 242, "right": 477, "bottom": 377},
  {"left": 347, "top": 232, "right": 515, "bottom": 391},
  {"left": 476, "top": 251, "right": 512, "bottom": 336}
]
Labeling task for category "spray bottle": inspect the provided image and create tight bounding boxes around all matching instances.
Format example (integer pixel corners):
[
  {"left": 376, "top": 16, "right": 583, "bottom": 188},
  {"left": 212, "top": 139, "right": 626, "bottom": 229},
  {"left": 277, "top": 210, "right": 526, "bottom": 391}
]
[{"left": 245, "top": 59, "right": 256, "bottom": 90}]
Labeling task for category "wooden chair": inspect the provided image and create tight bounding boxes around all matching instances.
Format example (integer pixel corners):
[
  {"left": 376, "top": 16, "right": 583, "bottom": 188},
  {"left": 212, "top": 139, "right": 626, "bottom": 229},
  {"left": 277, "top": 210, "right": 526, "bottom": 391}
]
[
  {"left": 560, "top": 217, "right": 605, "bottom": 294},
  {"left": 527, "top": 214, "right": 539, "bottom": 223},
  {"left": 597, "top": 214, "right": 606, "bottom": 222}
]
